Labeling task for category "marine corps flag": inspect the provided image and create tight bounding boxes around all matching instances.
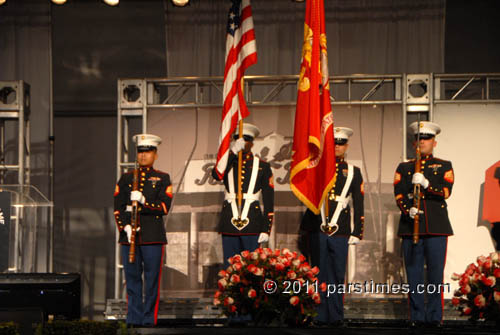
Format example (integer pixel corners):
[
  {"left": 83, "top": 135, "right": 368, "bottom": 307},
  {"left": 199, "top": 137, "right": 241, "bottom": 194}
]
[{"left": 290, "top": 0, "right": 335, "bottom": 214}]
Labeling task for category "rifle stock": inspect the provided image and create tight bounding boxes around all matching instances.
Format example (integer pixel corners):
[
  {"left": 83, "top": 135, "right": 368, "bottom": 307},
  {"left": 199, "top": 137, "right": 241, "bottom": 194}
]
[
  {"left": 412, "top": 147, "right": 422, "bottom": 244},
  {"left": 128, "top": 168, "right": 139, "bottom": 263}
]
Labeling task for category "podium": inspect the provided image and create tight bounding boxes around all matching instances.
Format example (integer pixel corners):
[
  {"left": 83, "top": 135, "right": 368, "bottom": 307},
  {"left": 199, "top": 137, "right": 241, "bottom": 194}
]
[{"left": 0, "top": 185, "right": 53, "bottom": 273}]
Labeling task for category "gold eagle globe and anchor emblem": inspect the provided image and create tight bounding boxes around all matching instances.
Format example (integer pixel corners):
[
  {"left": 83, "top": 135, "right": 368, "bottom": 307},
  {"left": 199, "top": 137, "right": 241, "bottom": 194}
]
[{"left": 231, "top": 217, "right": 249, "bottom": 229}]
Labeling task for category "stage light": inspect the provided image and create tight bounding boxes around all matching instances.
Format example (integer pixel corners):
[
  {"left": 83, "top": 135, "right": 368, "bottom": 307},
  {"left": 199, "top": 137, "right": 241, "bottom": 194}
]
[
  {"left": 51, "top": 0, "right": 67, "bottom": 4},
  {"left": 0, "top": 0, "right": 6, "bottom": 6},
  {"left": 103, "top": 0, "right": 119, "bottom": 6},
  {"left": 172, "top": 0, "right": 189, "bottom": 6}
]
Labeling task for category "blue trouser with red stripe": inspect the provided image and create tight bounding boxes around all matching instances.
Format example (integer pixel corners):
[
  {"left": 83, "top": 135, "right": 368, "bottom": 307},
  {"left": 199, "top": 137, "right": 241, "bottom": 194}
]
[
  {"left": 312, "top": 233, "right": 349, "bottom": 323},
  {"left": 122, "top": 244, "right": 164, "bottom": 326},
  {"left": 402, "top": 236, "right": 447, "bottom": 323}
]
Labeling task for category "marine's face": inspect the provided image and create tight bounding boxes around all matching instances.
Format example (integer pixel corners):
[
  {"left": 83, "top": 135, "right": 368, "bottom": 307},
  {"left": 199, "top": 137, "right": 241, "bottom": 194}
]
[
  {"left": 414, "top": 137, "right": 436, "bottom": 155},
  {"left": 243, "top": 139, "right": 253, "bottom": 153},
  {"left": 137, "top": 149, "right": 157, "bottom": 167},
  {"left": 335, "top": 143, "right": 349, "bottom": 157}
]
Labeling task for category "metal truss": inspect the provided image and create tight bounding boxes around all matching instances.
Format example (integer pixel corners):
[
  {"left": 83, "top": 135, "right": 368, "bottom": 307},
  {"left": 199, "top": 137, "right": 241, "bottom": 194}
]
[
  {"left": 118, "top": 73, "right": 500, "bottom": 109},
  {"left": 115, "top": 72, "right": 500, "bottom": 298},
  {"left": 0, "top": 80, "right": 31, "bottom": 185}
]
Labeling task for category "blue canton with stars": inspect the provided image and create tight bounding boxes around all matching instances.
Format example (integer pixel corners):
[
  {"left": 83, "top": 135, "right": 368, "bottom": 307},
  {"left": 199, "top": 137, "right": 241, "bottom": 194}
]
[{"left": 227, "top": 0, "right": 242, "bottom": 36}]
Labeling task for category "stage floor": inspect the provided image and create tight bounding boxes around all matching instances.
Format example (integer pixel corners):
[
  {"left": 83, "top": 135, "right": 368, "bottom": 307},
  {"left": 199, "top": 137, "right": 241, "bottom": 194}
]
[
  {"left": 105, "top": 297, "right": 468, "bottom": 322},
  {"left": 103, "top": 298, "right": 500, "bottom": 334},
  {"left": 123, "top": 322, "right": 500, "bottom": 335}
]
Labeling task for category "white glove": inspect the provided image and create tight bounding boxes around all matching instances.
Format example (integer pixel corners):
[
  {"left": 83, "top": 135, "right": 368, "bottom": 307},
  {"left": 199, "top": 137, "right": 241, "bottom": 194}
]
[
  {"left": 123, "top": 225, "right": 140, "bottom": 243},
  {"left": 412, "top": 172, "right": 429, "bottom": 189},
  {"left": 124, "top": 225, "right": 132, "bottom": 243},
  {"left": 348, "top": 236, "right": 360, "bottom": 245},
  {"left": 409, "top": 207, "right": 424, "bottom": 219},
  {"left": 230, "top": 138, "right": 246, "bottom": 154},
  {"left": 130, "top": 190, "right": 145, "bottom": 204},
  {"left": 258, "top": 233, "right": 269, "bottom": 243}
]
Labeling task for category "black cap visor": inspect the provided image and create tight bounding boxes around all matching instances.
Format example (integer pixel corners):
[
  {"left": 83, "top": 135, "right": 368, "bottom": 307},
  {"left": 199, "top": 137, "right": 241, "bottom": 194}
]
[
  {"left": 414, "top": 133, "right": 435, "bottom": 141},
  {"left": 137, "top": 146, "right": 157, "bottom": 152},
  {"left": 335, "top": 138, "right": 348, "bottom": 145},
  {"left": 233, "top": 134, "right": 254, "bottom": 142}
]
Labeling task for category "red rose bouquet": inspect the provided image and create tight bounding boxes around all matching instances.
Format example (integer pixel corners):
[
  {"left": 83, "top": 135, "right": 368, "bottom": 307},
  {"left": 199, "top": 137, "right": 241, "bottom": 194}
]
[
  {"left": 451, "top": 252, "right": 500, "bottom": 321},
  {"left": 214, "top": 247, "right": 322, "bottom": 326}
]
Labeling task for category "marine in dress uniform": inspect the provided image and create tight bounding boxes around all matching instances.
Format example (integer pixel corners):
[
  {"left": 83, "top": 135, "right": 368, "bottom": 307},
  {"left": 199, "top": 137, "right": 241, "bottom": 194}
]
[
  {"left": 393, "top": 121, "right": 454, "bottom": 328},
  {"left": 114, "top": 134, "right": 173, "bottom": 327},
  {"left": 301, "top": 127, "right": 365, "bottom": 325},
  {"left": 212, "top": 123, "right": 274, "bottom": 268}
]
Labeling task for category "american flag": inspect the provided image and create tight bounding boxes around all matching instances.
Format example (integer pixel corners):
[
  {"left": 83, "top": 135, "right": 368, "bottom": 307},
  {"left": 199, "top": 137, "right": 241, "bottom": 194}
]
[{"left": 214, "top": 0, "right": 257, "bottom": 178}]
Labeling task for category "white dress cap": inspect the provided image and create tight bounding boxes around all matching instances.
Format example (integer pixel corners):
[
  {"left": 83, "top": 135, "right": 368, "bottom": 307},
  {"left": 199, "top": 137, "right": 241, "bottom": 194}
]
[
  {"left": 234, "top": 123, "right": 260, "bottom": 140},
  {"left": 334, "top": 127, "right": 354, "bottom": 140},
  {"left": 132, "top": 134, "right": 162, "bottom": 149},
  {"left": 409, "top": 121, "right": 441, "bottom": 136}
]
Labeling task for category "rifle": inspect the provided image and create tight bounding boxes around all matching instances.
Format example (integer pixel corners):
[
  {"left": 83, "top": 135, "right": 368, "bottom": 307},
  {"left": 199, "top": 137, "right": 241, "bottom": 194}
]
[
  {"left": 128, "top": 158, "right": 140, "bottom": 263},
  {"left": 412, "top": 119, "right": 422, "bottom": 244}
]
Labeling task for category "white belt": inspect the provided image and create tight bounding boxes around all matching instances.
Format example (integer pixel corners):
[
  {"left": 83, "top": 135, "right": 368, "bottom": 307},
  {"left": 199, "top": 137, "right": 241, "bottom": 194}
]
[
  {"left": 330, "top": 194, "right": 351, "bottom": 209},
  {"left": 225, "top": 191, "right": 261, "bottom": 202},
  {"left": 227, "top": 157, "right": 260, "bottom": 230},
  {"left": 321, "top": 163, "right": 354, "bottom": 235}
]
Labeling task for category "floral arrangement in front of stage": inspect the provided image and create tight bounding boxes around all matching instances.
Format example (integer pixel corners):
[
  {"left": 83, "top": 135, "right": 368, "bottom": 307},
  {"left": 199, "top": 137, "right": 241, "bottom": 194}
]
[
  {"left": 213, "top": 247, "right": 324, "bottom": 325},
  {"left": 451, "top": 251, "right": 500, "bottom": 321}
]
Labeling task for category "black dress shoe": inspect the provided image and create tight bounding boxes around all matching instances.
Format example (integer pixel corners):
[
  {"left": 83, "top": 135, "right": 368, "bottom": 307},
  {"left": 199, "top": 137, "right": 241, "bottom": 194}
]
[
  {"left": 127, "top": 324, "right": 141, "bottom": 328},
  {"left": 426, "top": 321, "right": 442, "bottom": 327},
  {"left": 331, "top": 320, "right": 345, "bottom": 328},
  {"left": 409, "top": 320, "right": 425, "bottom": 328},
  {"left": 227, "top": 321, "right": 248, "bottom": 327}
]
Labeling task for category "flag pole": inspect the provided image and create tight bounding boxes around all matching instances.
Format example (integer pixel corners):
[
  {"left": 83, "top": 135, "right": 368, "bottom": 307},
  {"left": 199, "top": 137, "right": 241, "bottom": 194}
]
[
  {"left": 237, "top": 78, "right": 244, "bottom": 213},
  {"left": 237, "top": 120, "right": 243, "bottom": 212}
]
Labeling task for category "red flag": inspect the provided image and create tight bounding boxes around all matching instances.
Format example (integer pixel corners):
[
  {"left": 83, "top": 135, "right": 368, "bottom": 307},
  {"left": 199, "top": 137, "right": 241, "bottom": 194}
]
[
  {"left": 482, "top": 160, "right": 500, "bottom": 223},
  {"left": 214, "top": 0, "right": 257, "bottom": 179},
  {"left": 290, "top": 0, "right": 335, "bottom": 214}
]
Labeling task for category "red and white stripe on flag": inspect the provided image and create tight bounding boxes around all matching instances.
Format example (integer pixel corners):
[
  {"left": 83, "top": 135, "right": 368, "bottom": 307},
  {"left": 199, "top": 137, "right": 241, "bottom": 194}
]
[{"left": 214, "top": 0, "right": 257, "bottom": 179}]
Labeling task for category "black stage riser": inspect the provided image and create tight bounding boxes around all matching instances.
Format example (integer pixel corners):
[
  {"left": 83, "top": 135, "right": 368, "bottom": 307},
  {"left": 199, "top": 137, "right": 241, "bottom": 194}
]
[{"left": 0, "top": 273, "right": 81, "bottom": 321}]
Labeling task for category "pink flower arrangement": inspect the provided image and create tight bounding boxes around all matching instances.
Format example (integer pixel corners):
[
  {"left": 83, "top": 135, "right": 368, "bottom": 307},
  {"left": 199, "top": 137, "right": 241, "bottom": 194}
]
[
  {"left": 214, "top": 247, "right": 321, "bottom": 325},
  {"left": 452, "top": 251, "right": 500, "bottom": 321}
]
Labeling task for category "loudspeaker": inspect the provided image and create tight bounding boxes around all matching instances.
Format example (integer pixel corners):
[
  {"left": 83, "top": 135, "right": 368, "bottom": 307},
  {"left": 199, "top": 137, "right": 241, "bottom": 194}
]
[{"left": 0, "top": 273, "right": 81, "bottom": 321}]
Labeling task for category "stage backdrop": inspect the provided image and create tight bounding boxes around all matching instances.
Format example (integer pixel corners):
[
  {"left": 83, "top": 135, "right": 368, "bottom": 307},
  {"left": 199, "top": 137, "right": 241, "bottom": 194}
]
[
  {"left": 145, "top": 103, "right": 500, "bottom": 300},
  {"left": 147, "top": 105, "right": 405, "bottom": 297},
  {"left": 433, "top": 104, "right": 500, "bottom": 297}
]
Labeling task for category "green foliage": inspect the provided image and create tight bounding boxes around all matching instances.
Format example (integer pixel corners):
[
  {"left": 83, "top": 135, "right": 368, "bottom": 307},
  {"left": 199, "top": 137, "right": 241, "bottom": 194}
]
[
  {"left": 0, "top": 322, "right": 20, "bottom": 335},
  {"left": 34, "top": 320, "right": 124, "bottom": 335}
]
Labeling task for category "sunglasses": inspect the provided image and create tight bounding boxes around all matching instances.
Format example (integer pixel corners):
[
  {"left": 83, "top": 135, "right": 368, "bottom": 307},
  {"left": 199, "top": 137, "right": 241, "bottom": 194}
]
[{"left": 233, "top": 135, "right": 254, "bottom": 142}]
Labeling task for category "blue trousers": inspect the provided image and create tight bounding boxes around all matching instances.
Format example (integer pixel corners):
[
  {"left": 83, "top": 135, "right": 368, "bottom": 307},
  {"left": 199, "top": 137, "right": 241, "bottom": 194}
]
[
  {"left": 222, "top": 234, "right": 259, "bottom": 268},
  {"left": 221, "top": 235, "right": 258, "bottom": 323},
  {"left": 121, "top": 244, "right": 164, "bottom": 326},
  {"left": 402, "top": 236, "right": 448, "bottom": 323},
  {"left": 312, "top": 233, "right": 349, "bottom": 323}
]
